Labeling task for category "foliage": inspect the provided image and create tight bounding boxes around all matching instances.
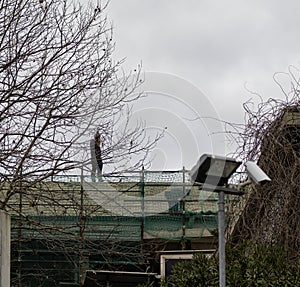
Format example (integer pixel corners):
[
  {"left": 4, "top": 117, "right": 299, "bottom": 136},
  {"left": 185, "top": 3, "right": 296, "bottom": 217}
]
[
  {"left": 137, "top": 280, "right": 156, "bottom": 287},
  {"left": 160, "top": 243, "right": 300, "bottom": 287},
  {"left": 168, "top": 253, "right": 218, "bottom": 287},
  {"left": 226, "top": 243, "right": 300, "bottom": 287}
]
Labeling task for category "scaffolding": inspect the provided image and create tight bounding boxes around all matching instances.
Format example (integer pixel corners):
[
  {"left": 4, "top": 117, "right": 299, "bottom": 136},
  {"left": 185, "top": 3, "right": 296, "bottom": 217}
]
[{"left": 2, "top": 169, "right": 220, "bottom": 286}]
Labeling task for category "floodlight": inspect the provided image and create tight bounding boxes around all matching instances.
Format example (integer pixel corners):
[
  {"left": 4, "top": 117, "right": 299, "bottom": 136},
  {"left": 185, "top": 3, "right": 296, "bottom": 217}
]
[{"left": 190, "top": 154, "right": 242, "bottom": 186}]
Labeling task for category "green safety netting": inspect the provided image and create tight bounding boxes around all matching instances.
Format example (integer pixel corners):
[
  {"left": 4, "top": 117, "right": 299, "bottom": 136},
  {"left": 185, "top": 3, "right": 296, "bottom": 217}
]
[
  {"left": 7, "top": 171, "right": 220, "bottom": 242},
  {"left": 6, "top": 171, "right": 223, "bottom": 286}
]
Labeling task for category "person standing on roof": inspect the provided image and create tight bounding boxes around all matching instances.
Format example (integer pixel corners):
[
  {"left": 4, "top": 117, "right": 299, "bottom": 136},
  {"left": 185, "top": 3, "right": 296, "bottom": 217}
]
[{"left": 90, "top": 132, "right": 103, "bottom": 182}]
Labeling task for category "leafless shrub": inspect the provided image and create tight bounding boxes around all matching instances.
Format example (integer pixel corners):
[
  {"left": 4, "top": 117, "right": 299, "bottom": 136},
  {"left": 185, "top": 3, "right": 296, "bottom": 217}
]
[{"left": 227, "top": 66, "right": 300, "bottom": 259}]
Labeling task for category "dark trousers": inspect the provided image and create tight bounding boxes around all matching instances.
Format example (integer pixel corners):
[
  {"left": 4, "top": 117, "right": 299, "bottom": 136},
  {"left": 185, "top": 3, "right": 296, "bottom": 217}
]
[{"left": 91, "top": 160, "right": 103, "bottom": 182}]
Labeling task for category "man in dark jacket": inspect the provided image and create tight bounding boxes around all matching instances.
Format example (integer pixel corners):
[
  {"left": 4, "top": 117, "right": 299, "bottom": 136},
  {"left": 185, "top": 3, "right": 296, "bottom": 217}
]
[{"left": 90, "top": 132, "right": 103, "bottom": 181}]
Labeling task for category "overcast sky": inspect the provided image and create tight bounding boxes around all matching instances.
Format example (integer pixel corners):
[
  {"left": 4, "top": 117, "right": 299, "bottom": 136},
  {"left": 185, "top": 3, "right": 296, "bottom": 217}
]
[{"left": 86, "top": 0, "right": 300, "bottom": 169}]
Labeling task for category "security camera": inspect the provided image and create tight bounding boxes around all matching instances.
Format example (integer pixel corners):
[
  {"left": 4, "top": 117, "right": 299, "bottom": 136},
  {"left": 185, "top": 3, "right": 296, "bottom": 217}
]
[{"left": 245, "top": 161, "right": 271, "bottom": 185}]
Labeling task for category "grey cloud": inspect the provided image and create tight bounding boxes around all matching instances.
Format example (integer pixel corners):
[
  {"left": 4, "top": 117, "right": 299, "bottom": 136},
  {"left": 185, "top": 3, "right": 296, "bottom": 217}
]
[{"left": 92, "top": 0, "right": 300, "bottom": 165}]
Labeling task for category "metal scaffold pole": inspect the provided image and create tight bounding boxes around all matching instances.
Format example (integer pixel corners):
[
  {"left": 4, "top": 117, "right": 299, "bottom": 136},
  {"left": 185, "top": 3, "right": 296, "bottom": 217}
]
[
  {"left": 140, "top": 166, "right": 145, "bottom": 254},
  {"left": 218, "top": 190, "right": 226, "bottom": 287}
]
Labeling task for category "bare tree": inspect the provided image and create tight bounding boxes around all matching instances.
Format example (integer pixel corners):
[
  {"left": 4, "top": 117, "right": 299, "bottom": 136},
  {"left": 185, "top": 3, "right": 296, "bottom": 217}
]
[
  {"left": 0, "top": 0, "right": 163, "bottom": 286},
  {"left": 0, "top": 0, "right": 161, "bottom": 208},
  {"left": 226, "top": 66, "right": 300, "bottom": 259}
]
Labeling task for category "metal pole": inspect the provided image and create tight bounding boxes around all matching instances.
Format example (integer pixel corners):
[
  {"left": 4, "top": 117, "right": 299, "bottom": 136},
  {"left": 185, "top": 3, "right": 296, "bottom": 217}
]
[
  {"left": 79, "top": 167, "right": 84, "bottom": 287},
  {"left": 182, "top": 166, "right": 186, "bottom": 240},
  {"left": 218, "top": 190, "right": 226, "bottom": 287},
  {"left": 140, "top": 166, "right": 145, "bottom": 254}
]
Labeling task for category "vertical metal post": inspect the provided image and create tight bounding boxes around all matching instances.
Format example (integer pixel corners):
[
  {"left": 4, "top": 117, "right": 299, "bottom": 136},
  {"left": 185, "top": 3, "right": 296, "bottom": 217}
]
[
  {"left": 140, "top": 166, "right": 145, "bottom": 254},
  {"left": 218, "top": 190, "right": 226, "bottom": 287},
  {"left": 18, "top": 192, "right": 22, "bottom": 287},
  {"left": 18, "top": 170, "right": 23, "bottom": 287},
  {"left": 141, "top": 166, "right": 145, "bottom": 217},
  {"left": 79, "top": 167, "right": 84, "bottom": 287},
  {"left": 182, "top": 167, "right": 186, "bottom": 241}
]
